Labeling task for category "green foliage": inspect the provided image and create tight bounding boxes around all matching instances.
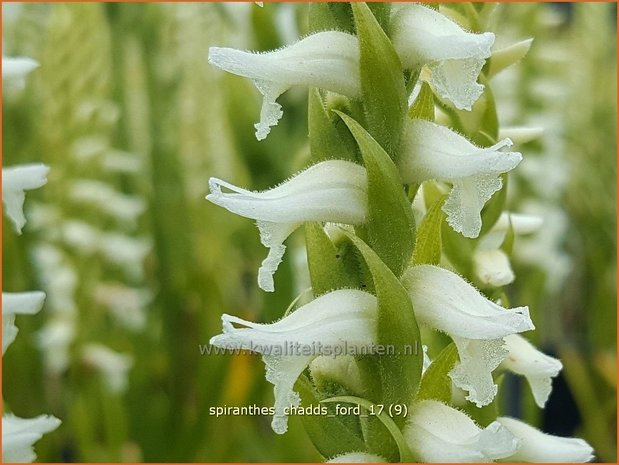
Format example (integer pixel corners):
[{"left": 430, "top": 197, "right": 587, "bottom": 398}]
[
  {"left": 352, "top": 2, "right": 407, "bottom": 161},
  {"left": 337, "top": 112, "right": 415, "bottom": 278},
  {"left": 412, "top": 195, "right": 447, "bottom": 266},
  {"left": 417, "top": 343, "right": 458, "bottom": 403}
]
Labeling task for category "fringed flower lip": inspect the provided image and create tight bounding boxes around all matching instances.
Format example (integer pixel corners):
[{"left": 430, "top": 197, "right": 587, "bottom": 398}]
[
  {"left": 402, "top": 265, "right": 534, "bottom": 407},
  {"left": 209, "top": 289, "right": 377, "bottom": 434},
  {"left": 399, "top": 119, "right": 522, "bottom": 238},
  {"left": 2, "top": 164, "right": 50, "bottom": 234},
  {"left": 500, "top": 334, "right": 563, "bottom": 408},
  {"left": 206, "top": 160, "right": 368, "bottom": 292},
  {"left": 208, "top": 31, "right": 360, "bottom": 140},
  {"left": 404, "top": 400, "right": 520, "bottom": 462},
  {"left": 392, "top": 4, "right": 495, "bottom": 110},
  {"left": 2, "top": 414, "right": 61, "bottom": 463}
]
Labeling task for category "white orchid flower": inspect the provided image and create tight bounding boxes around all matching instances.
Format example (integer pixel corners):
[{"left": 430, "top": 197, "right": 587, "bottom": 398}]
[
  {"left": 399, "top": 119, "right": 522, "bottom": 238},
  {"left": 209, "top": 31, "right": 360, "bottom": 140},
  {"left": 473, "top": 249, "right": 515, "bottom": 287},
  {"left": 392, "top": 4, "right": 495, "bottom": 110},
  {"left": 82, "top": 344, "right": 134, "bottom": 393},
  {"left": 404, "top": 400, "right": 520, "bottom": 462},
  {"left": 497, "top": 417, "right": 594, "bottom": 462},
  {"left": 2, "top": 164, "right": 49, "bottom": 234},
  {"left": 500, "top": 334, "right": 562, "bottom": 408},
  {"left": 210, "top": 289, "right": 377, "bottom": 434},
  {"left": 2, "top": 56, "right": 39, "bottom": 88},
  {"left": 207, "top": 160, "right": 367, "bottom": 292},
  {"left": 2, "top": 414, "right": 61, "bottom": 463},
  {"left": 327, "top": 452, "right": 386, "bottom": 463},
  {"left": 402, "top": 265, "right": 534, "bottom": 407},
  {"left": 2, "top": 291, "right": 46, "bottom": 355}
]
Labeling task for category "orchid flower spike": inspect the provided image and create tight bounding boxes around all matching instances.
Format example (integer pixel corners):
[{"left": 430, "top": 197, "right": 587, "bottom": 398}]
[
  {"left": 497, "top": 417, "right": 594, "bottom": 462},
  {"left": 2, "top": 164, "right": 50, "bottom": 234},
  {"left": 399, "top": 119, "right": 522, "bottom": 238},
  {"left": 2, "top": 291, "right": 46, "bottom": 355},
  {"left": 2, "top": 414, "right": 61, "bottom": 463},
  {"left": 402, "top": 265, "right": 534, "bottom": 407},
  {"left": 209, "top": 31, "right": 360, "bottom": 140},
  {"left": 392, "top": 4, "right": 495, "bottom": 110},
  {"left": 2, "top": 56, "right": 39, "bottom": 88},
  {"left": 210, "top": 289, "right": 377, "bottom": 434},
  {"left": 404, "top": 400, "right": 520, "bottom": 462},
  {"left": 500, "top": 334, "right": 563, "bottom": 408},
  {"left": 207, "top": 160, "right": 367, "bottom": 292}
]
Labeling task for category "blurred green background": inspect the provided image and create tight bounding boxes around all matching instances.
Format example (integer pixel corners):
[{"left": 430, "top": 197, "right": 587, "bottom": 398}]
[{"left": 2, "top": 2, "right": 616, "bottom": 462}]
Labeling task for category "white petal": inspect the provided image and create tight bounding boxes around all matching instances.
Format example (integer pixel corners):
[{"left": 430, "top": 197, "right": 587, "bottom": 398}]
[
  {"left": 2, "top": 57, "right": 39, "bottom": 86},
  {"left": 2, "top": 164, "right": 49, "bottom": 233},
  {"left": 207, "top": 160, "right": 367, "bottom": 291},
  {"left": 404, "top": 400, "right": 519, "bottom": 462},
  {"left": 209, "top": 31, "right": 360, "bottom": 140},
  {"left": 2, "top": 291, "right": 46, "bottom": 355},
  {"left": 399, "top": 119, "right": 522, "bottom": 237},
  {"left": 2, "top": 414, "right": 60, "bottom": 463},
  {"left": 82, "top": 344, "right": 134, "bottom": 393},
  {"left": 402, "top": 265, "right": 534, "bottom": 340},
  {"left": 210, "top": 289, "right": 377, "bottom": 434},
  {"left": 37, "top": 318, "right": 75, "bottom": 374},
  {"left": 473, "top": 249, "right": 515, "bottom": 287},
  {"left": 392, "top": 4, "right": 494, "bottom": 109},
  {"left": 497, "top": 417, "right": 594, "bottom": 462},
  {"left": 450, "top": 337, "right": 507, "bottom": 407},
  {"left": 68, "top": 179, "right": 146, "bottom": 224},
  {"left": 328, "top": 452, "right": 386, "bottom": 463},
  {"left": 500, "top": 334, "right": 562, "bottom": 408}
]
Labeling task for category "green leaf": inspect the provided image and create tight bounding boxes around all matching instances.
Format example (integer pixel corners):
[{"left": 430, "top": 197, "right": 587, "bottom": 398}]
[
  {"left": 321, "top": 396, "right": 415, "bottom": 462},
  {"left": 408, "top": 81, "right": 435, "bottom": 121},
  {"left": 441, "top": 220, "right": 476, "bottom": 277},
  {"left": 296, "top": 376, "right": 367, "bottom": 459},
  {"left": 336, "top": 111, "right": 415, "bottom": 277},
  {"left": 308, "top": 88, "right": 357, "bottom": 163},
  {"left": 305, "top": 222, "right": 360, "bottom": 296},
  {"left": 352, "top": 2, "right": 407, "bottom": 160},
  {"left": 341, "top": 231, "right": 422, "bottom": 417},
  {"left": 500, "top": 215, "right": 515, "bottom": 256},
  {"left": 472, "top": 80, "right": 498, "bottom": 145},
  {"left": 308, "top": 2, "right": 354, "bottom": 33},
  {"left": 417, "top": 343, "right": 458, "bottom": 403},
  {"left": 479, "top": 173, "right": 508, "bottom": 236},
  {"left": 412, "top": 195, "right": 447, "bottom": 266}
]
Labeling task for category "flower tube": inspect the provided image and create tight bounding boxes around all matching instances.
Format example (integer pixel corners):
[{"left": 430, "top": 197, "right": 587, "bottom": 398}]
[
  {"left": 2, "top": 291, "right": 46, "bottom": 355},
  {"left": 2, "top": 56, "right": 39, "bottom": 88},
  {"left": 404, "top": 400, "right": 519, "bottom": 462},
  {"left": 392, "top": 4, "right": 495, "bottom": 110},
  {"left": 402, "top": 265, "right": 534, "bottom": 406},
  {"left": 209, "top": 31, "right": 360, "bottom": 140},
  {"left": 399, "top": 119, "right": 522, "bottom": 238},
  {"left": 207, "top": 160, "right": 367, "bottom": 292},
  {"left": 497, "top": 417, "right": 594, "bottom": 462},
  {"left": 210, "top": 289, "right": 377, "bottom": 434}
]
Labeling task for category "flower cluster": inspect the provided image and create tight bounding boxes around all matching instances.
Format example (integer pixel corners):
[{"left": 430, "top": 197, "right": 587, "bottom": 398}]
[
  {"left": 206, "top": 3, "right": 593, "bottom": 463},
  {"left": 2, "top": 57, "right": 61, "bottom": 463}
]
